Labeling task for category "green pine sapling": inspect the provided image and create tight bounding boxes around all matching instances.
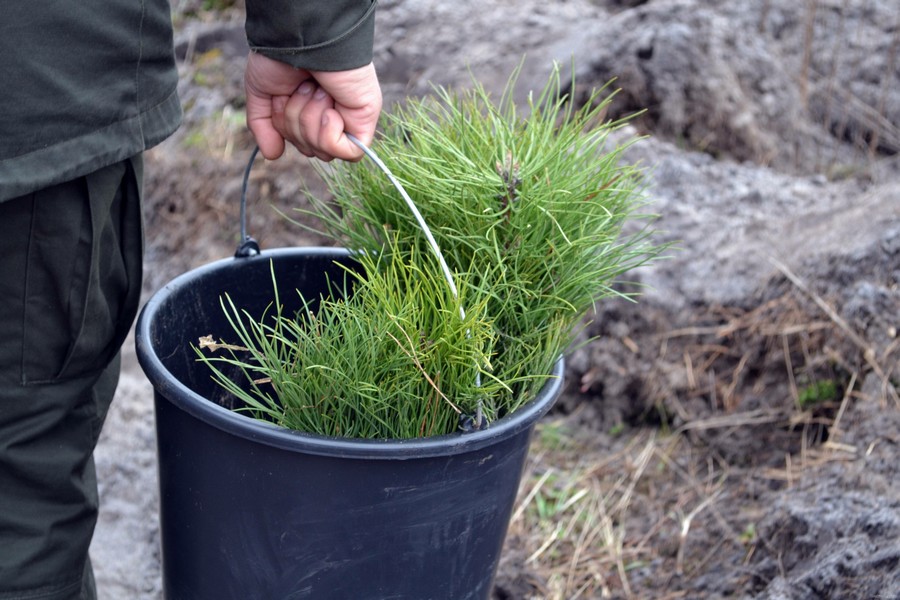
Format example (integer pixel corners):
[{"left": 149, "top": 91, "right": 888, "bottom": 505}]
[{"left": 197, "top": 63, "right": 664, "bottom": 439}]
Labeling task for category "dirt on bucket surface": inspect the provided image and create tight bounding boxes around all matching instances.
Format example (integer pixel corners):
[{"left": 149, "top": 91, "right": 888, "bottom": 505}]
[{"left": 91, "top": 1, "right": 900, "bottom": 598}]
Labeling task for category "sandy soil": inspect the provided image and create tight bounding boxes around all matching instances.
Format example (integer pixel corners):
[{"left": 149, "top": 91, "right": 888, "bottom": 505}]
[{"left": 92, "top": 1, "right": 899, "bottom": 598}]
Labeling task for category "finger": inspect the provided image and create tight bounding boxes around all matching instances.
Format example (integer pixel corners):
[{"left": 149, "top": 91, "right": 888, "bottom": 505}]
[
  {"left": 245, "top": 93, "right": 285, "bottom": 160},
  {"left": 281, "top": 81, "right": 318, "bottom": 157},
  {"left": 297, "top": 87, "right": 336, "bottom": 161},
  {"left": 318, "top": 108, "right": 365, "bottom": 162},
  {"left": 270, "top": 95, "right": 289, "bottom": 138}
]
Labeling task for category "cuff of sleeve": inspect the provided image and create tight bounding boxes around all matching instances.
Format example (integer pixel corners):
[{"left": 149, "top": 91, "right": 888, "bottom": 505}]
[{"left": 248, "top": 1, "right": 377, "bottom": 72}]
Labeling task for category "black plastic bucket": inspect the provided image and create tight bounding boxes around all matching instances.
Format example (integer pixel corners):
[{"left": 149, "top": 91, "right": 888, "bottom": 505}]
[{"left": 135, "top": 247, "right": 563, "bottom": 600}]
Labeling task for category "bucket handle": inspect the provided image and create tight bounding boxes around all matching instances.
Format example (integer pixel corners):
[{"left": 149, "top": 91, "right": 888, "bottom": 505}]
[
  {"left": 346, "top": 134, "right": 485, "bottom": 430},
  {"left": 234, "top": 141, "right": 485, "bottom": 430}
]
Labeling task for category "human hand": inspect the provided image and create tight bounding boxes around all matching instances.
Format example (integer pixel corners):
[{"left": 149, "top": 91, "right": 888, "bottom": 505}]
[{"left": 245, "top": 52, "right": 382, "bottom": 162}]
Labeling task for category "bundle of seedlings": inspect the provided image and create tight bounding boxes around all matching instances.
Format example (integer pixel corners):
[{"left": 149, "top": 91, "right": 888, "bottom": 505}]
[{"left": 198, "top": 64, "right": 663, "bottom": 439}]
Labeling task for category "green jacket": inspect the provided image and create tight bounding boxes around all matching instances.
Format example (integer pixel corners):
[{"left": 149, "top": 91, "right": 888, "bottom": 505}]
[{"left": 0, "top": 0, "right": 376, "bottom": 202}]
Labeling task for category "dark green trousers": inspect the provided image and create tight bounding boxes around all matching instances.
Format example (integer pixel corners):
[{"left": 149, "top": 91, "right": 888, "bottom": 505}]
[{"left": 0, "top": 157, "right": 143, "bottom": 599}]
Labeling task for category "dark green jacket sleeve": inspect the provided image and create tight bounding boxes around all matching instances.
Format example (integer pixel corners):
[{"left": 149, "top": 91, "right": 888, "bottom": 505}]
[{"left": 245, "top": 0, "right": 377, "bottom": 72}]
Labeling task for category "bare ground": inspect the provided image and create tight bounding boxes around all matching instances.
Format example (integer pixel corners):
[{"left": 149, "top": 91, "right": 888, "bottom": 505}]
[{"left": 92, "top": 1, "right": 900, "bottom": 598}]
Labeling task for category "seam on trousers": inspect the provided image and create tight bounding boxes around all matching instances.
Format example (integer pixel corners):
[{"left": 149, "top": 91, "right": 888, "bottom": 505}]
[{"left": 17, "top": 195, "right": 36, "bottom": 386}]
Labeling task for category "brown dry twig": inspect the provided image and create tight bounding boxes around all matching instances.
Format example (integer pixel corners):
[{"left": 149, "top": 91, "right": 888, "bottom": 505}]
[{"left": 198, "top": 334, "right": 248, "bottom": 352}]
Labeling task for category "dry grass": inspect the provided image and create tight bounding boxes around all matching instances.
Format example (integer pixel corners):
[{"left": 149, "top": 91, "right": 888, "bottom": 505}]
[
  {"left": 503, "top": 416, "right": 762, "bottom": 599},
  {"left": 502, "top": 422, "right": 659, "bottom": 599},
  {"left": 500, "top": 257, "right": 898, "bottom": 598},
  {"left": 503, "top": 384, "right": 884, "bottom": 598}
]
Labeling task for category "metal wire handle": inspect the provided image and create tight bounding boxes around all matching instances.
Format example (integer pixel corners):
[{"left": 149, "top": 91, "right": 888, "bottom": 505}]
[
  {"left": 346, "top": 134, "right": 485, "bottom": 430},
  {"left": 235, "top": 141, "right": 485, "bottom": 429}
]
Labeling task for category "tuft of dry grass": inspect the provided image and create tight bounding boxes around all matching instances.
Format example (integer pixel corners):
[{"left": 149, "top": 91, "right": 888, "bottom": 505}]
[
  {"left": 502, "top": 418, "right": 750, "bottom": 599},
  {"left": 502, "top": 421, "right": 659, "bottom": 599}
]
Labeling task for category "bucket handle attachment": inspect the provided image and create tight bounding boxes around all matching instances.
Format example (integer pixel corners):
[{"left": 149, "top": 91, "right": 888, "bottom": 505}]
[{"left": 235, "top": 146, "right": 261, "bottom": 258}]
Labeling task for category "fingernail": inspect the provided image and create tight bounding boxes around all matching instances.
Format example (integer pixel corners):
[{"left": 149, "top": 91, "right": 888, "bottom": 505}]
[
  {"left": 298, "top": 81, "right": 314, "bottom": 95},
  {"left": 314, "top": 87, "right": 328, "bottom": 100}
]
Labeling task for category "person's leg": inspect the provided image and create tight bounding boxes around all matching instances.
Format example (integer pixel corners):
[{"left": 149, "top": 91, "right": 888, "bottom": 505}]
[{"left": 0, "top": 156, "right": 143, "bottom": 599}]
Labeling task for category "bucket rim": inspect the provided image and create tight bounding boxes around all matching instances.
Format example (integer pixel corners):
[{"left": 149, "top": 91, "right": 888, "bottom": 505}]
[{"left": 135, "top": 247, "right": 563, "bottom": 459}]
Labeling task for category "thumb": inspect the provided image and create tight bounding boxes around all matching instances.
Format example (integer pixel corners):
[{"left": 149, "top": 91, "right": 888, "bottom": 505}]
[
  {"left": 317, "top": 107, "right": 364, "bottom": 161},
  {"left": 312, "top": 63, "right": 382, "bottom": 147}
]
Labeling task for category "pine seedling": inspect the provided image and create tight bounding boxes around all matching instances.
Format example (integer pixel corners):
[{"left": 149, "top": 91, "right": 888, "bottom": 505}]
[
  {"left": 196, "top": 239, "right": 503, "bottom": 439},
  {"left": 202, "top": 63, "right": 664, "bottom": 438},
  {"left": 300, "top": 63, "right": 662, "bottom": 416}
]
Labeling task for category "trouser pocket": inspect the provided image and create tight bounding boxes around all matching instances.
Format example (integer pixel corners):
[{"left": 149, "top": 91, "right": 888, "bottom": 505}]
[{"left": 5, "top": 157, "right": 144, "bottom": 385}]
